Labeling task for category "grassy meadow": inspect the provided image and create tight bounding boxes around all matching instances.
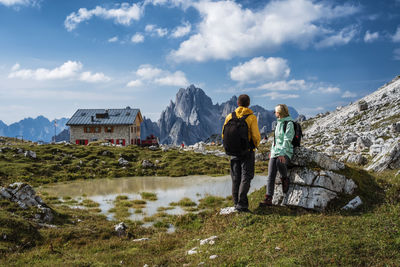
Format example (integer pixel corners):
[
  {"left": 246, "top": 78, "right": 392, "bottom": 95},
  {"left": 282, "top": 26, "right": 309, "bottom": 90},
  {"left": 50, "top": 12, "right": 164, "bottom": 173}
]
[{"left": 0, "top": 137, "right": 400, "bottom": 266}]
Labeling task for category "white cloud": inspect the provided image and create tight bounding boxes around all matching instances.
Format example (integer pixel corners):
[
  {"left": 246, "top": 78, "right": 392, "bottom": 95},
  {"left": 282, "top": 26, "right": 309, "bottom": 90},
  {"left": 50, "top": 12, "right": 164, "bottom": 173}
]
[
  {"left": 11, "top": 63, "right": 20, "bottom": 71},
  {"left": 230, "top": 57, "right": 290, "bottom": 83},
  {"left": 155, "top": 71, "right": 188, "bottom": 86},
  {"left": 0, "top": 0, "right": 37, "bottom": 6},
  {"left": 9, "top": 61, "right": 82, "bottom": 80},
  {"left": 258, "top": 79, "right": 306, "bottom": 91},
  {"left": 8, "top": 61, "right": 110, "bottom": 83},
  {"left": 315, "top": 26, "right": 358, "bottom": 48},
  {"left": 136, "top": 65, "right": 163, "bottom": 79},
  {"left": 261, "top": 92, "right": 300, "bottom": 100},
  {"left": 108, "top": 36, "right": 119, "bottom": 43},
  {"left": 127, "top": 64, "right": 189, "bottom": 87},
  {"left": 131, "top": 33, "right": 145, "bottom": 43},
  {"left": 364, "top": 31, "right": 379, "bottom": 43},
  {"left": 80, "top": 71, "right": 111, "bottom": 83},
  {"left": 64, "top": 3, "right": 143, "bottom": 31},
  {"left": 342, "top": 90, "right": 357, "bottom": 98},
  {"left": 314, "top": 86, "right": 341, "bottom": 94},
  {"left": 171, "top": 22, "right": 191, "bottom": 38},
  {"left": 126, "top": 79, "right": 143, "bottom": 88},
  {"left": 392, "top": 26, "right": 400, "bottom": 42},
  {"left": 170, "top": 0, "right": 360, "bottom": 62},
  {"left": 145, "top": 24, "right": 168, "bottom": 37}
]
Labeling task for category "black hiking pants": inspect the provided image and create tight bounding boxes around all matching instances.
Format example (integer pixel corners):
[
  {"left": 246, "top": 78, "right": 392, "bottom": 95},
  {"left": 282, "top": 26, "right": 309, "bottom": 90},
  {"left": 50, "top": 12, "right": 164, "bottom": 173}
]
[
  {"left": 230, "top": 151, "right": 255, "bottom": 209},
  {"left": 266, "top": 156, "right": 290, "bottom": 197}
]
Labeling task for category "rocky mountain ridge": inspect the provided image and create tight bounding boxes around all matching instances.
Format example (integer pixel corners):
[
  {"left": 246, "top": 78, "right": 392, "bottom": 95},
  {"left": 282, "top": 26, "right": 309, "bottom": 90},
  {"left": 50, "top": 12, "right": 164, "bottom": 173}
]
[
  {"left": 153, "top": 84, "right": 299, "bottom": 145},
  {"left": 303, "top": 75, "right": 400, "bottom": 172}
]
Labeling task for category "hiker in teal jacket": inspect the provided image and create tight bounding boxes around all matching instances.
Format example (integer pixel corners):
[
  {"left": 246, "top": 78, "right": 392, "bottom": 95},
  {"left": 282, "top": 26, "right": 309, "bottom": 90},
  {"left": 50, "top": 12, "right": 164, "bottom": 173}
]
[{"left": 260, "top": 104, "right": 294, "bottom": 207}]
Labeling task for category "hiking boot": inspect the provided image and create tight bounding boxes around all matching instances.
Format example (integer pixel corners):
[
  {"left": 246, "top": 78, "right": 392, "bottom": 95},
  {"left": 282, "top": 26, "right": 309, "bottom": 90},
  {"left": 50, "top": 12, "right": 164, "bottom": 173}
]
[
  {"left": 235, "top": 207, "right": 252, "bottom": 213},
  {"left": 259, "top": 195, "right": 272, "bottom": 207},
  {"left": 281, "top": 177, "right": 290, "bottom": 194}
]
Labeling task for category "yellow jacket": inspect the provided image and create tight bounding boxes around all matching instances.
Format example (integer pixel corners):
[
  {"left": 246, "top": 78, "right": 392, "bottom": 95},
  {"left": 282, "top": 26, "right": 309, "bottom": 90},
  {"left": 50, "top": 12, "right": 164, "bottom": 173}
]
[{"left": 222, "top": 106, "right": 261, "bottom": 149}]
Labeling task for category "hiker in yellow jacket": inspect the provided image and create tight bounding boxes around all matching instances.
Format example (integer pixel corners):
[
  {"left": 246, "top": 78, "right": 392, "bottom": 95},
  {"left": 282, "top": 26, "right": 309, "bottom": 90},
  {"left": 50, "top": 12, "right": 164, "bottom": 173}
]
[{"left": 222, "top": 94, "right": 261, "bottom": 212}]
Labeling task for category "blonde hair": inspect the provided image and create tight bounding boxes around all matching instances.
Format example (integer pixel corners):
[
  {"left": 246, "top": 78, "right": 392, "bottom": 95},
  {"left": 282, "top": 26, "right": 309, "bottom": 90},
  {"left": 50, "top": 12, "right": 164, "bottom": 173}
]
[{"left": 275, "top": 104, "right": 289, "bottom": 118}]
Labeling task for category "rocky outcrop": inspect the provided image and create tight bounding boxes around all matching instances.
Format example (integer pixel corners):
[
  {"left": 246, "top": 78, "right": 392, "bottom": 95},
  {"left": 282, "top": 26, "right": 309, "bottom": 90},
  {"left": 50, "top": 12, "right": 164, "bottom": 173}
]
[
  {"left": 0, "top": 183, "right": 54, "bottom": 223},
  {"left": 366, "top": 139, "right": 400, "bottom": 172},
  {"left": 303, "top": 75, "right": 400, "bottom": 172},
  {"left": 272, "top": 147, "right": 357, "bottom": 211}
]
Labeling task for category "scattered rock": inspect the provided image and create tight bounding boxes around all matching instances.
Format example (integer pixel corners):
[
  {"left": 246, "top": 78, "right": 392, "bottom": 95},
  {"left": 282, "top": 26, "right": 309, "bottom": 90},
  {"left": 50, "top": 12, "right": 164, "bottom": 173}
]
[
  {"left": 347, "top": 154, "right": 368, "bottom": 165},
  {"left": 356, "top": 137, "right": 372, "bottom": 151},
  {"left": 392, "top": 123, "right": 400, "bottom": 133},
  {"left": 141, "top": 160, "right": 154, "bottom": 168},
  {"left": 219, "top": 206, "right": 238, "bottom": 215},
  {"left": 342, "top": 196, "right": 363, "bottom": 210},
  {"left": 187, "top": 247, "right": 198, "bottom": 255},
  {"left": 114, "top": 222, "right": 127, "bottom": 237},
  {"left": 101, "top": 150, "right": 112, "bottom": 156},
  {"left": 133, "top": 237, "right": 150, "bottom": 242},
  {"left": 366, "top": 139, "right": 400, "bottom": 172},
  {"left": 0, "top": 183, "right": 53, "bottom": 223},
  {"left": 200, "top": 236, "right": 217, "bottom": 246},
  {"left": 148, "top": 145, "right": 158, "bottom": 151},
  {"left": 118, "top": 157, "right": 129, "bottom": 166},
  {"left": 357, "top": 100, "right": 368, "bottom": 111},
  {"left": 209, "top": 255, "right": 218, "bottom": 260},
  {"left": 24, "top": 150, "right": 37, "bottom": 159}
]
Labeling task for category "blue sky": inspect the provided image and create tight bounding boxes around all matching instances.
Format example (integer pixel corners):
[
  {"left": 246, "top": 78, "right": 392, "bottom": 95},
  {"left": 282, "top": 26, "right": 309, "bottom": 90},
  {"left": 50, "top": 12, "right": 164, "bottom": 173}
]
[{"left": 0, "top": 0, "right": 400, "bottom": 124}]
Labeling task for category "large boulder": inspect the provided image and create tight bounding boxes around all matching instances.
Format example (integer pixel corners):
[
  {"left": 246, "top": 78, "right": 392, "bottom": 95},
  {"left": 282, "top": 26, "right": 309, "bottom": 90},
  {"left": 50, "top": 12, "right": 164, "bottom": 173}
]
[
  {"left": 366, "top": 138, "right": 400, "bottom": 172},
  {"left": 0, "top": 183, "right": 54, "bottom": 223},
  {"left": 272, "top": 147, "right": 356, "bottom": 211}
]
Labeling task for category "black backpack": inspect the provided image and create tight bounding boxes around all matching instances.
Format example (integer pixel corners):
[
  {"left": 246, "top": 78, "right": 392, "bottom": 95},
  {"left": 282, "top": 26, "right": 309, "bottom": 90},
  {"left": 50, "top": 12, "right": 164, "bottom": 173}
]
[
  {"left": 274, "top": 120, "right": 303, "bottom": 147},
  {"left": 284, "top": 120, "right": 303, "bottom": 147},
  {"left": 223, "top": 112, "right": 254, "bottom": 157}
]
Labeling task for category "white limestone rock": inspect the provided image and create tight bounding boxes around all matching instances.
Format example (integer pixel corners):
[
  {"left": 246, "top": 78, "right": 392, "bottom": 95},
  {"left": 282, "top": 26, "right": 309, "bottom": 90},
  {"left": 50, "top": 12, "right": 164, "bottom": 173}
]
[
  {"left": 141, "top": 160, "right": 154, "bottom": 168},
  {"left": 24, "top": 150, "right": 37, "bottom": 159},
  {"left": 0, "top": 183, "right": 53, "bottom": 222},
  {"left": 366, "top": 139, "right": 400, "bottom": 172},
  {"left": 118, "top": 157, "right": 129, "bottom": 166},
  {"left": 342, "top": 196, "right": 363, "bottom": 210},
  {"left": 114, "top": 222, "right": 127, "bottom": 237}
]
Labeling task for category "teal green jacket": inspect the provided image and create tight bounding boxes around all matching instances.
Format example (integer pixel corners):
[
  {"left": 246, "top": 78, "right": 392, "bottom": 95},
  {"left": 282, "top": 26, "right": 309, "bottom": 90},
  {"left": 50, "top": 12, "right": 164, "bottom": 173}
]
[{"left": 270, "top": 116, "right": 295, "bottom": 159}]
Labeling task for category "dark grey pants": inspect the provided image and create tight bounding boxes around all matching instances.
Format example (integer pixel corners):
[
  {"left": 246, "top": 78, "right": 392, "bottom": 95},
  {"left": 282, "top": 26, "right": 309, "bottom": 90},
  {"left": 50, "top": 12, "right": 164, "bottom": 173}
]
[
  {"left": 266, "top": 156, "right": 290, "bottom": 196},
  {"left": 230, "top": 151, "right": 255, "bottom": 209}
]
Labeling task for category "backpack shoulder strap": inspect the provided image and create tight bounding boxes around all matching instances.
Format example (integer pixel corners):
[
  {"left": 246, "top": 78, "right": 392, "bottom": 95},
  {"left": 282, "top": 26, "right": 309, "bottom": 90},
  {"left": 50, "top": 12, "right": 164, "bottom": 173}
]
[
  {"left": 241, "top": 113, "right": 252, "bottom": 120},
  {"left": 283, "top": 120, "right": 294, "bottom": 133},
  {"left": 231, "top": 111, "right": 237, "bottom": 119}
]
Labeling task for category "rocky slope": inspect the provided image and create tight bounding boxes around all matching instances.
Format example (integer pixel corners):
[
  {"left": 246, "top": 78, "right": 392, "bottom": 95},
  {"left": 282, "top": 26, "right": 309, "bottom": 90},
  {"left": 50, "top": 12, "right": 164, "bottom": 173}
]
[{"left": 303, "top": 76, "right": 400, "bottom": 172}]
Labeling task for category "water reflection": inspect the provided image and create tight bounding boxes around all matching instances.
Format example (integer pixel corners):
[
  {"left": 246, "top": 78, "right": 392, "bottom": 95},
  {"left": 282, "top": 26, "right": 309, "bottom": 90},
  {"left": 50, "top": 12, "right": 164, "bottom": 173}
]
[{"left": 39, "top": 175, "right": 267, "bottom": 221}]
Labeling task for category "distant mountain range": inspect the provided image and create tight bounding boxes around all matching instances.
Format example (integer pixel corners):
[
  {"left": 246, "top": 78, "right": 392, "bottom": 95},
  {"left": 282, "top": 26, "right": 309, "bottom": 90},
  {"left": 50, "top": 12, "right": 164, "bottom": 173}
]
[
  {"left": 0, "top": 85, "right": 300, "bottom": 145},
  {"left": 0, "top": 116, "right": 69, "bottom": 143}
]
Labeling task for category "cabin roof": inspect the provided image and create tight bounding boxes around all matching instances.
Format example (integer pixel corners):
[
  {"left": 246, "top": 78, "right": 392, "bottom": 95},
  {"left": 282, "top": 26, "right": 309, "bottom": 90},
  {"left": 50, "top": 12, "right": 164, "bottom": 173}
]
[{"left": 66, "top": 108, "right": 142, "bottom": 126}]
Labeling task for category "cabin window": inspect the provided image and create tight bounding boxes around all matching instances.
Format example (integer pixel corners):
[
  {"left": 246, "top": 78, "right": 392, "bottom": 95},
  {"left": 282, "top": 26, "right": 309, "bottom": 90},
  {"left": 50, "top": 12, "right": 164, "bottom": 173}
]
[
  {"left": 105, "top": 126, "right": 113, "bottom": 133},
  {"left": 84, "top": 127, "right": 91, "bottom": 133},
  {"left": 95, "top": 127, "right": 101, "bottom": 133}
]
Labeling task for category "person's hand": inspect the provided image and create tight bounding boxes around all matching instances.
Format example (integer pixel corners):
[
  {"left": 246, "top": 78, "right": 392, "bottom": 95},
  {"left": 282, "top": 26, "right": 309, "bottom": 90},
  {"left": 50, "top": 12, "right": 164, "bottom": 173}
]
[{"left": 278, "top": 156, "right": 286, "bottom": 163}]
